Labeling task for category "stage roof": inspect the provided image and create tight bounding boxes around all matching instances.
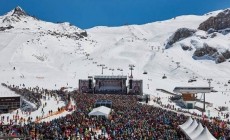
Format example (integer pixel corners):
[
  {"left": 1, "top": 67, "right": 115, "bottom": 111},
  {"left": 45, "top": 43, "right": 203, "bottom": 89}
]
[
  {"left": 173, "top": 87, "right": 213, "bottom": 94},
  {"left": 94, "top": 75, "right": 127, "bottom": 80}
]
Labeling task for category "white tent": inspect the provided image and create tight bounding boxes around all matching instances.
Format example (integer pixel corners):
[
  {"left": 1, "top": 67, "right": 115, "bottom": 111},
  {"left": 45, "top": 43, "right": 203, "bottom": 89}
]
[
  {"left": 192, "top": 126, "right": 217, "bottom": 140},
  {"left": 188, "top": 122, "right": 204, "bottom": 139},
  {"left": 184, "top": 119, "right": 198, "bottom": 135},
  {"left": 88, "top": 106, "right": 111, "bottom": 118},
  {"left": 179, "top": 116, "right": 193, "bottom": 130}
]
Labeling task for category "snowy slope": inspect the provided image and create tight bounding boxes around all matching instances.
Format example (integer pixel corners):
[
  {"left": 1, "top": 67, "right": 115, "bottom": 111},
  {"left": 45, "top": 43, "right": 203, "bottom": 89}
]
[{"left": 0, "top": 7, "right": 230, "bottom": 118}]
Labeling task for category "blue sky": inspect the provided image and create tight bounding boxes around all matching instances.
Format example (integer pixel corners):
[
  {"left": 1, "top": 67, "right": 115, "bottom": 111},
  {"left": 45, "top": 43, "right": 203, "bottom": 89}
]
[{"left": 0, "top": 0, "right": 230, "bottom": 29}]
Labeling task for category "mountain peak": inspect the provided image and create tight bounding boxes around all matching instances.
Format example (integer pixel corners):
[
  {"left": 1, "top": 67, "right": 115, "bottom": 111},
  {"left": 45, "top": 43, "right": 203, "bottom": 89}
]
[
  {"left": 12, "top": 6, "right": 27, "bottom": 17},
  {"left": 2, "top": 6, "right": 30, "bottom": 24}
]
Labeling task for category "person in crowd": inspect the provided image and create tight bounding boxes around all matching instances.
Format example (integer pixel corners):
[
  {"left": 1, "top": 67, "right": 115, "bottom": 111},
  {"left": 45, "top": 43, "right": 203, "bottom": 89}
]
[{"left": 0, "top": 84, "right": 229, "bottom": 139}]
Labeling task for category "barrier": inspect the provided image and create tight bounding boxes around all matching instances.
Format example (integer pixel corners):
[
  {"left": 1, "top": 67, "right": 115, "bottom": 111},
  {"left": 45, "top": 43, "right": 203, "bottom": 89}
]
[{"left": 35, "top": 106, "right": 69, "bottom": 123}]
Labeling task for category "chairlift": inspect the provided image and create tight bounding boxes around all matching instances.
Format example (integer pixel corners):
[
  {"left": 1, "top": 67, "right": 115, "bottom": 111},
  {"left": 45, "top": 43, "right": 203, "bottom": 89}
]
[
  {"left": 143, "top": 71, "right": 147, "bottom": 74},
  {"left": 188, "top": 77, "right": 196, "bottom": 83},
  {"left": 162, "top": 74, "right": 167, "bottom": 79},
  {"left": 192, "top": 78, "right": 197, "bottom": 82},
  {"left": 211, "top": 89, "right": 218, "bottom": 92},
  {"left": 191, "top": 76, "right": 197, "bottom": 82}
]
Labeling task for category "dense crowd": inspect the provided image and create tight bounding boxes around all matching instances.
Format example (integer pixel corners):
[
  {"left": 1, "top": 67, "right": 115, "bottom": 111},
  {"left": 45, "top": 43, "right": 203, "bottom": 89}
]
[
  {"left": 2, "top": 83, "right": 70, "bottom": 110},
  {"left": 0, "top": 85, "right": 229, "bottom": 139},
  {"left": 4, "top": 84, "right": 43, "bottom": 110}
]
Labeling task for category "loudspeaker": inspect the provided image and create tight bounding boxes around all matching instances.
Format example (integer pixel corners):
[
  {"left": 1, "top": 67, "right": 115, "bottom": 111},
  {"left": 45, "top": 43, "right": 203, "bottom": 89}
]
[
  {"left": 99, "top": 82, "right": 101, "bottom": 88},
  {"left": 68, "top": 94, "right": 71, "bottom": 102},
  {"left": 129, "top": 79, "right": 132, "bottom": 89},
  {"left": 89, "top": 79, "right": 92, "bottom": 89}
]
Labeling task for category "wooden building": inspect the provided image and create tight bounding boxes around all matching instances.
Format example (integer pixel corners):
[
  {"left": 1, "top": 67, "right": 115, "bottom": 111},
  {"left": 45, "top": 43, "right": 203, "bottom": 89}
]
[{"left": 173, "top": 87, "right": 212, "bottom": 109}]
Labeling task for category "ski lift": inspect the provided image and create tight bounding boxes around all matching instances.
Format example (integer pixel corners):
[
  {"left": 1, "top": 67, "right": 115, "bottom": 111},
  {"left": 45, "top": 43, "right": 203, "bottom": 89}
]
[
  {"left": 162, "top": 74, "right": 167, "bottom": 79},
  {"left": 211, "top": 89, "right": 218, "bottom": 92},
  {"left": 143, "top": 71, "right": 147, "bottom": 74},
  {"left": 192, "top": 78, "right": 197, "bottom": 82},
  {"left": 188, "top": 77, "right": 196, "bottom": 83},
  {"left": 191, "top": 76, "right": 197, "bottom": 82}
]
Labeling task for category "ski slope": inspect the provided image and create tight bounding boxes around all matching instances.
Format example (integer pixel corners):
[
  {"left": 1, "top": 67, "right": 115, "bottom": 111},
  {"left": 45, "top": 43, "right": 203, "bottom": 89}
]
[{"left": 0, "top": 7, "right": 230, "bottom": 119}]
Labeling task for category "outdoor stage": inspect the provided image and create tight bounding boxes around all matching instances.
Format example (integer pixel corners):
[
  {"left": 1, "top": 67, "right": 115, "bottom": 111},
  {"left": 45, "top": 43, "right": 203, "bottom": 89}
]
[
  {"left": 94, "top": 75, "right": 127, "bottom": 94},
  {"left": 79, "top": 75, "right": 143, "bottom": 95}
]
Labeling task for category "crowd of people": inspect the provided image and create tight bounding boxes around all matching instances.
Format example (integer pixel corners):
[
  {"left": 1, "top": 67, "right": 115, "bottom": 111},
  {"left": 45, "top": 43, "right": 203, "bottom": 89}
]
[
  {"left": 3, "top": 84, "right": 43, "bottom": 110},
  {"left": 0, "top": 84, "right": 229, "bottom": 139}
]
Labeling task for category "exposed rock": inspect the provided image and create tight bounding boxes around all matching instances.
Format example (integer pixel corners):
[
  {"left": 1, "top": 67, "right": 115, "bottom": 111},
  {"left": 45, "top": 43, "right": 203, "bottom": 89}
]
[
  {"left": 48, "top": 30, "right": 87, "bottom": 40},
  {"left": 216, "top": 55, "right": 226, "bottom": 63},
  {"left": 165, "top": 28, "right": 196, "bottom": 49},
  {"left": 2, "top": 6, "right": 29, "bottom": 23},
  {"left": 218, "top": 28, "right": 230, "bottom": 35},
  {"left": 181, "top": 44, "right": 192, "bottom": 51},
  {"left": 3, "top": 16, "right": 20, "bottom": 23},
  {"left": 0, "top": 25, "right": 14, "bottom": 31},
  {"left": 193, "top": 43, "right": 230, "bottom": 63},
  {"left": 80, "top": 31, "right": 88, "bottom": 37},
  {"left": 207, "top": 28, "right": 217, "bottom": 34},
  {"left": 210, "top": 33, "right": 217, "bottom": 38},
  {"left": 193, "top": 43, "right": 217, "bottom": 57},
  {"left": 222, "top": 50, "right": 230, "bottom": 59},
  {"left": 12, "top": 6, "right": 28, "bottom": 17},
  {"left": 199, "top": 36, "right": 207, "bottom": 39},
  {"left": 198, "top": 9, "right": 230, "bottom": 31}
]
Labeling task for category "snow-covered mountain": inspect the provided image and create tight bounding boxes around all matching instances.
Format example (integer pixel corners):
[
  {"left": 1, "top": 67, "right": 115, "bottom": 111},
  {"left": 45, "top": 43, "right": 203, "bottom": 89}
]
[{"left": 0, "top": 7, "right": 230, "bottom": 112}]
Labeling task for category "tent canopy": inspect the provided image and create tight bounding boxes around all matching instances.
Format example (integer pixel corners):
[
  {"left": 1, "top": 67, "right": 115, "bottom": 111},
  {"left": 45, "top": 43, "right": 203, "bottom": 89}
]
[
  {"left": 184, "top": 119, "right": 198, "bottom": 134},
  {"left": 188, "top": 122, "right": 204, "bottom": 139},
  {"left": 88, "top": 106, "right": 111, "bottom": 118},
  {"left": 192, "top": 126, "right": 217, "bottom": 140},
  {"left": 179, "top": 119, "right": 217, "bottom": 140},
  {"left": 179, "top": 116, "right": 193, "bottom": 130},
  {"left": 179, "top": 117, "right": 216, "bottom": 140}
]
